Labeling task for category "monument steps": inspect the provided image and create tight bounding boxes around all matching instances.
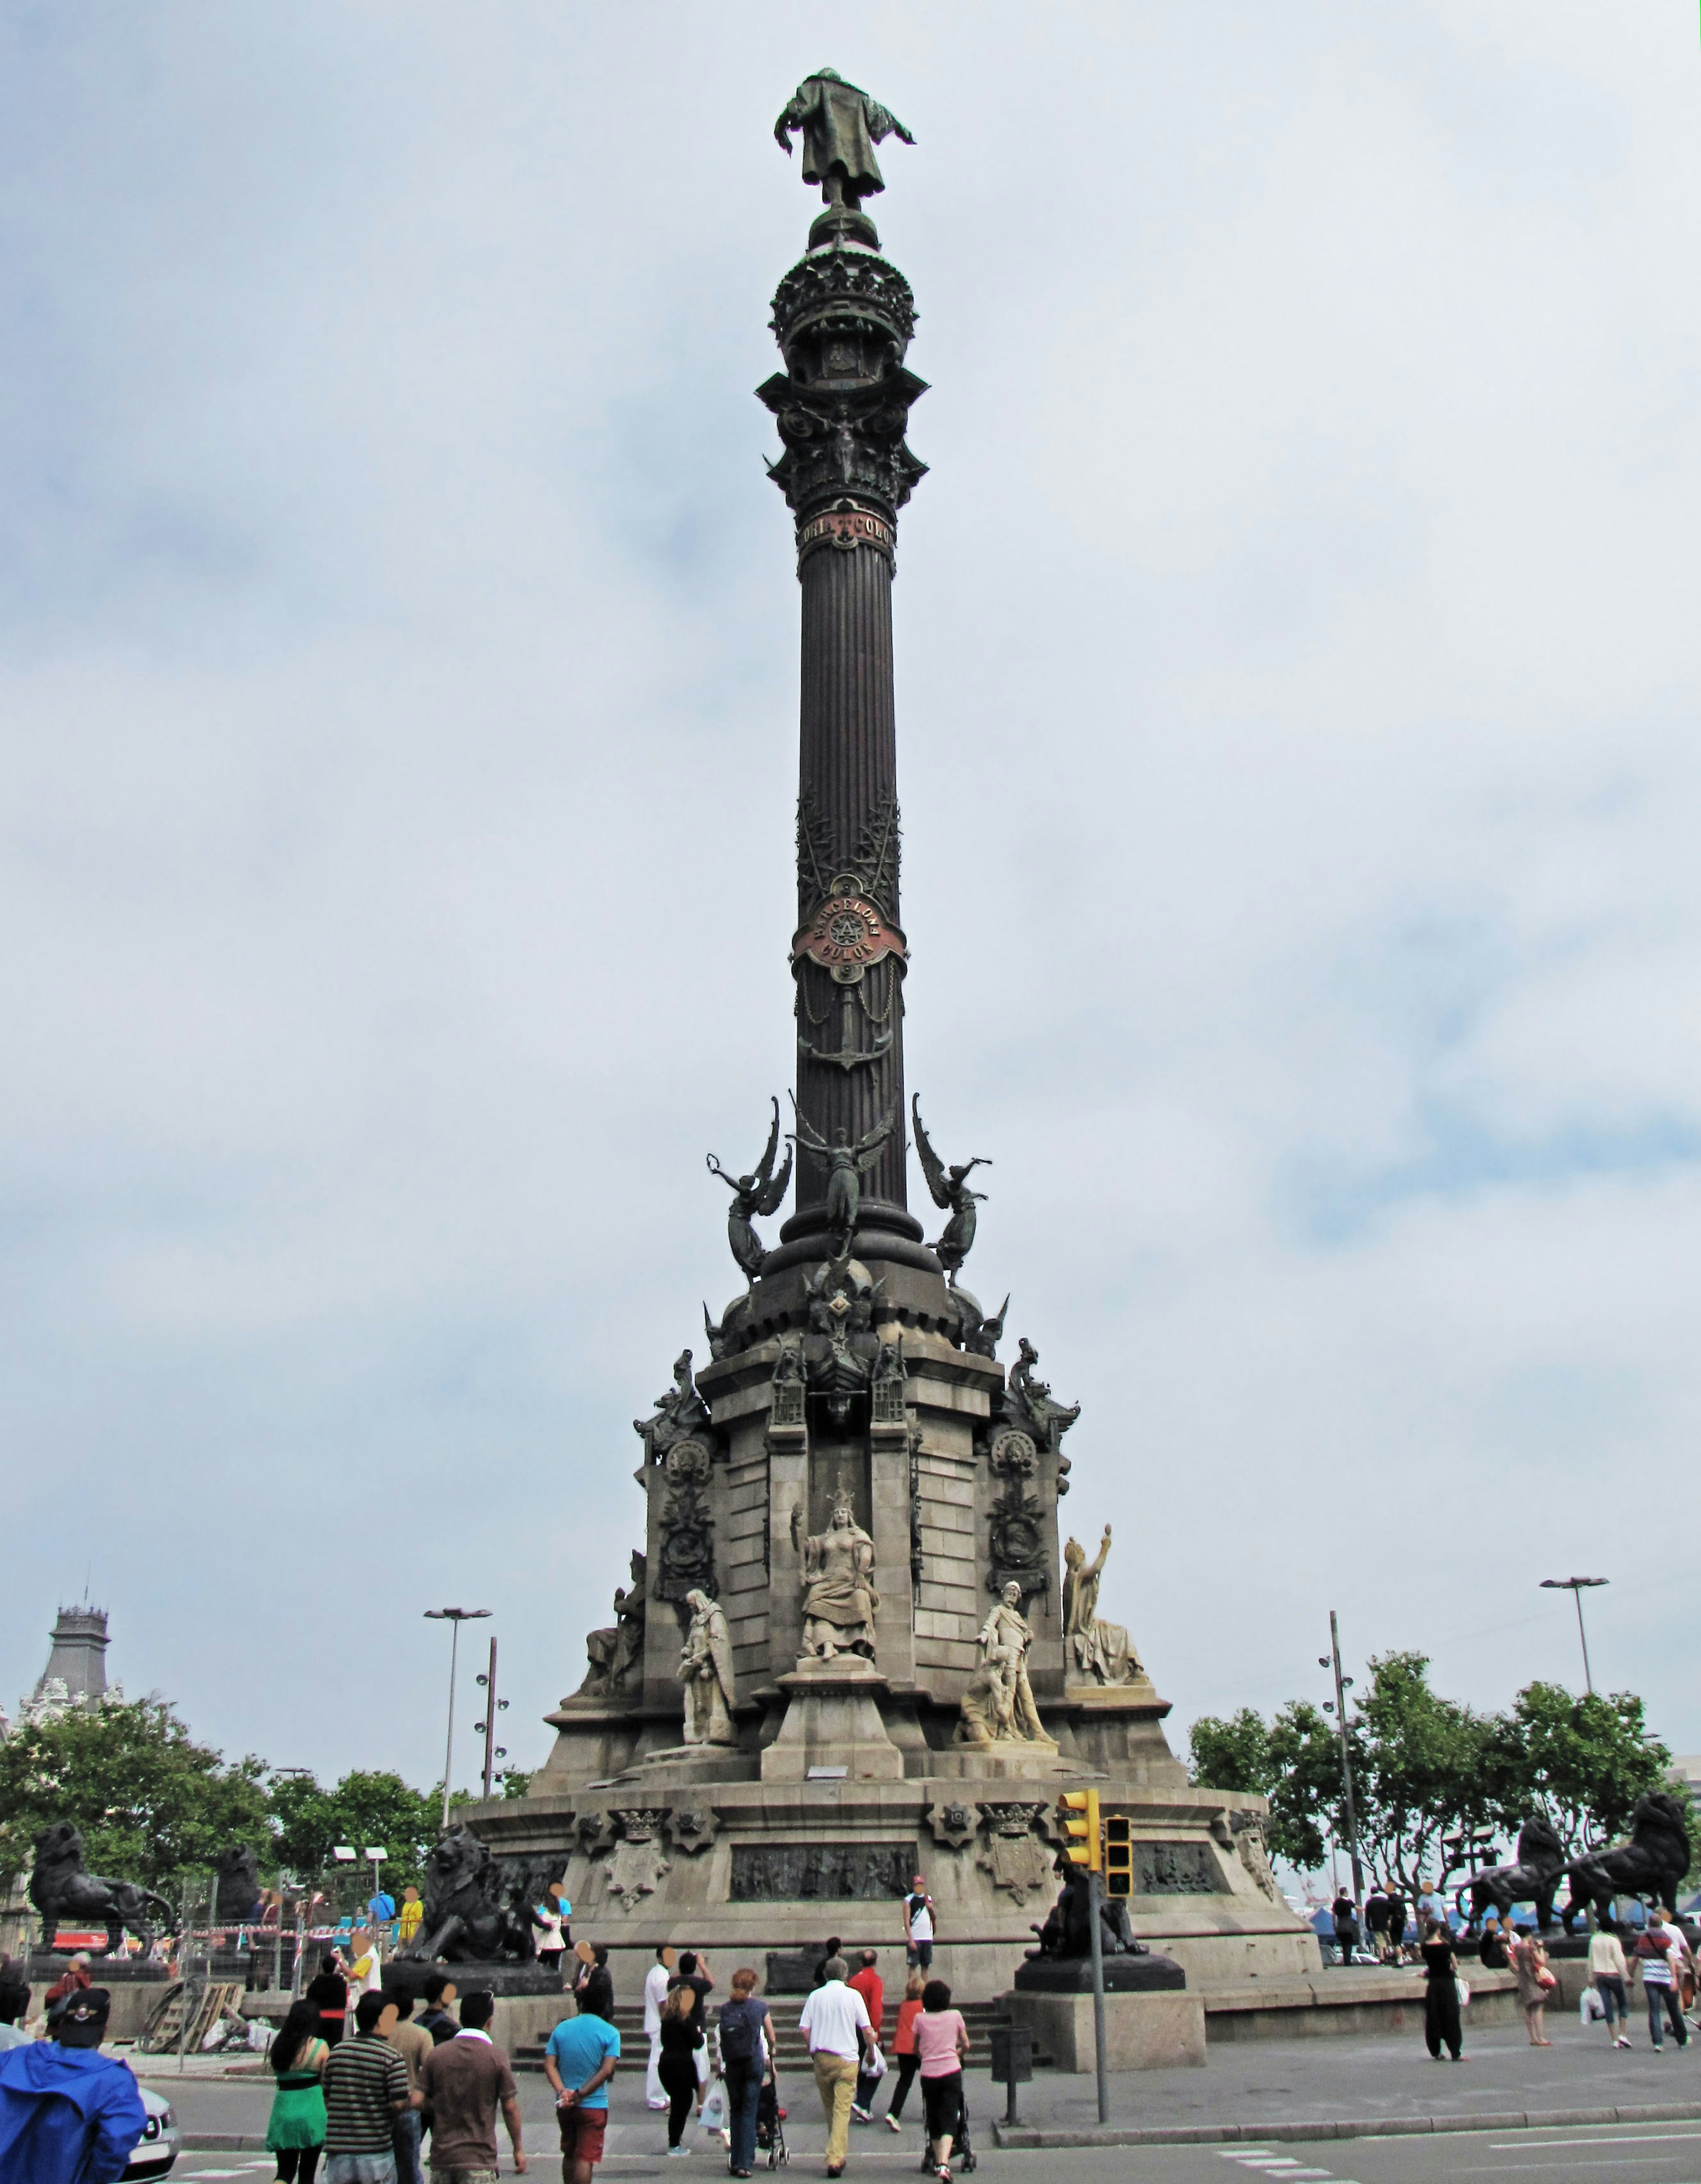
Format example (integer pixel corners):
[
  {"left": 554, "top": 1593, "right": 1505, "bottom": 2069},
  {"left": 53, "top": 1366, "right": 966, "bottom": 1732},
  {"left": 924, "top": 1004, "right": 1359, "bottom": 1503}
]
[{"left": 512, "top": 1997, "right": 1044, "bottom": 2073}]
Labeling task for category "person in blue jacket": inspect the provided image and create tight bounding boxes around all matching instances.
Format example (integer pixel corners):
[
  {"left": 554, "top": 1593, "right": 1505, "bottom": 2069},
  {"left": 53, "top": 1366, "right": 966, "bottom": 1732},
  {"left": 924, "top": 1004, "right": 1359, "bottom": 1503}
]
[{"left": 0, "top": 1987, "right": 146, "bottom": 2183}]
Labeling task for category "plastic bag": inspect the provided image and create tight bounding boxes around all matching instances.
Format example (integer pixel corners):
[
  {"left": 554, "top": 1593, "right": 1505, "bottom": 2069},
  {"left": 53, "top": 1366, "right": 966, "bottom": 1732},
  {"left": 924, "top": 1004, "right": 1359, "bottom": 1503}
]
[
  {"left": 700, "top": 2080, "right": 728, "bottom": 2133},
  {"left": 863, "top": 2043, "right": 886, "bottom": 2081},
  {"left": 1455, "top": 1978, "right": 1470, "bottom": 2010}
]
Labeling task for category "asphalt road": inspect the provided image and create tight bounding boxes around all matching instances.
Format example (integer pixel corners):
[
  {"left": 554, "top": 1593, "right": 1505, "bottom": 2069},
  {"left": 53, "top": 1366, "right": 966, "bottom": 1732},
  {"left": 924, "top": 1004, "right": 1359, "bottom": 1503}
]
[
  {"left": 165, "top": 2118, "right": 1701, "bottom": 2182},
  {"left": 145, "top": 2012, "right": 1701, "bottom": 2182}
]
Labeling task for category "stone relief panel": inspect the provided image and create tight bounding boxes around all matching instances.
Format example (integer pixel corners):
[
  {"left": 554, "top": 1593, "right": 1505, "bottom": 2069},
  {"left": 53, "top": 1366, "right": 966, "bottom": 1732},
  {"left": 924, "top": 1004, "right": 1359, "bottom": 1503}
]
[{"left": 729, "top": 1842, "right": 917, "bottom": 1902}]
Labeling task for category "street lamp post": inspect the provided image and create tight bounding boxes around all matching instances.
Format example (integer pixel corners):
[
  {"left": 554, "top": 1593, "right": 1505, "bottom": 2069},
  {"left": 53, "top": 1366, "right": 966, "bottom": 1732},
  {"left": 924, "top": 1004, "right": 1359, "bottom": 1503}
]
[
  {"left": 1319, "top": 1611, "right": 1366, "bottom": 1909},
  {"left": 1540, "top": 1577, "right": 1608, "bottom": 1696},
  {"left": 424, "top": 1608, "right": 492, "bottom": 1833}
]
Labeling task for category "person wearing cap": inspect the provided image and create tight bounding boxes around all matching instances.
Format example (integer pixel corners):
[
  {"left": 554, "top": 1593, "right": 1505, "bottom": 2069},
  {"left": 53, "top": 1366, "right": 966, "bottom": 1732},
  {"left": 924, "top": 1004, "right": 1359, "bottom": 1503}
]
[{"left": 0, "top": 1985, "right": 146, "bottom": 2183}]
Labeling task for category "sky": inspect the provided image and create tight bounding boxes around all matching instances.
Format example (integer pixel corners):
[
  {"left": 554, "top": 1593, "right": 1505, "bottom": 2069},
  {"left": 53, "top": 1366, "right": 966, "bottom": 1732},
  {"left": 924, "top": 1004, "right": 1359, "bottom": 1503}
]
[{"left": 3, "top": 3, "right": 1700, "bottom": 1800}]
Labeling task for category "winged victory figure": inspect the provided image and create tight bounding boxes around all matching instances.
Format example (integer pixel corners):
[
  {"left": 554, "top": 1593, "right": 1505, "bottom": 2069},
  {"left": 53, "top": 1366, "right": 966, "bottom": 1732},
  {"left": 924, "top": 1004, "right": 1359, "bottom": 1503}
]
[
  {"left": 789, "top": 1098, "right": 897, "bottom": 1254},
  {"left": 912, "top": 1097, "right": 990, "bottom": 1281},
  {"left": 706, "top": 1098, "right": 793, "bottom": 1282}
]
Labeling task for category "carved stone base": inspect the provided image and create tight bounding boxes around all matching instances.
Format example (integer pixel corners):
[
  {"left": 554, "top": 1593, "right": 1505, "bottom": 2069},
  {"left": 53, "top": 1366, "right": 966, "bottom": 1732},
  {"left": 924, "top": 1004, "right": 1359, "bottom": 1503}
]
[
  {"left": 760, "top": 1655, "right": 905, "bottom": 1782},
  {"left": 608, "top": 1741, "right": 753, "bottom": 1786},
  {"left": 387, "top": 1958, "right": 564, "bottom": 1998},
  {"left": 1005, "top": 1987, "right": 1206, "bottom": 2073},
  {"left": 1012, "top": 1950, "right": 1186, "bottom": 1993},
  {"left": 928, "top": 1744, "right": 1074, "bottom": 1782}
]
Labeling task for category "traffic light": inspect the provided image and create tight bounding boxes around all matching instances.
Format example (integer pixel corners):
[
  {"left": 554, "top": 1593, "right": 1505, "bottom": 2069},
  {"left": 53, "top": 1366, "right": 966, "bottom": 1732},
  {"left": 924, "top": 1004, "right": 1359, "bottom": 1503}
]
[
  {"left": 1059, "top": 1788, "right": 1100, "bottom": 1871},
  {"left": 1103, "top": 1814, "right": 1133, "bottom": 1899}
]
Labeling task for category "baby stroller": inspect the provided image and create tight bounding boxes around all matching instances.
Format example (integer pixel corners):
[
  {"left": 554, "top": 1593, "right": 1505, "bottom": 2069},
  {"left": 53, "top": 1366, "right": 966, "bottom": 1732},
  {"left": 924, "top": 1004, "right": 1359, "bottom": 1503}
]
[
  {"left": 915, "top": 2084, "right": 975, "bottom": 2176},
  {"left": 756, "top": 2075, "right": 788, "bottom": 2169}
]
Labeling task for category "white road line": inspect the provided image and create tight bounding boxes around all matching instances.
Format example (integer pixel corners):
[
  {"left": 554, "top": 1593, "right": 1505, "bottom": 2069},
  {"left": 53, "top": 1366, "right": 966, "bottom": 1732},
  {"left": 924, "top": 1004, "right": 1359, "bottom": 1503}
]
[
  {"left": 1448, "top": 2160, "right": 1701, "bottom": 2175},
  {"left": 1488, "top": 2133, "right": 1701, "bottom": 2149}
]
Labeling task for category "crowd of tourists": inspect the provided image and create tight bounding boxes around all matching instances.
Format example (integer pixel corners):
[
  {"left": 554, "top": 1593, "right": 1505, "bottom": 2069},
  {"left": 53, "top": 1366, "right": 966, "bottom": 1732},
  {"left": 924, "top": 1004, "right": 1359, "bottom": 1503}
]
[
  {"left": 240, "top": 1866, "right": 960, "bottom": 2184},
  {"left": 1324, "top": 1883, "right": 1701, "bottom": 2066}
]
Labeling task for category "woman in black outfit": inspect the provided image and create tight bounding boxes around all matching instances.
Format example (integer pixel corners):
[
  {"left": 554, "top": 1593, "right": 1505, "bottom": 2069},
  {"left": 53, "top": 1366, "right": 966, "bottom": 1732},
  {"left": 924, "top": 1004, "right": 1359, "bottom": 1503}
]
[
  {"left": 1421, "top": 1917, "right": 1464, "bottom": 2061},
  {"left": 657, "top": 1980, "right": 704, "bottom": 2153}
]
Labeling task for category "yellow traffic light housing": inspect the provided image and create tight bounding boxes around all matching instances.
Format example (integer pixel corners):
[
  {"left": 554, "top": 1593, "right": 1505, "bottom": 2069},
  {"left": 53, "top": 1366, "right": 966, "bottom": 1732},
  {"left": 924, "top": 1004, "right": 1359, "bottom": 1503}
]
[
  {"left": 1103, "top": 1814, "right": 1133, "bottom": 1899},
  {"left": 1059, "top": 1788, "right": 1101, "bottom": 1871}
]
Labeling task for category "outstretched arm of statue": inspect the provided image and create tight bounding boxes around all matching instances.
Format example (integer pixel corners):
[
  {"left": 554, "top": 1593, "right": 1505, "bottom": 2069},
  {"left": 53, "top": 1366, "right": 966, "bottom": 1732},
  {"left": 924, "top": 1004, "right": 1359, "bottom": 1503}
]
[
  {"left": 774, "top": 93, "right": 808, "bottom": 152},
  {"left": 1084, "top": 1527, "right": 1111, "bottom": 1583}
]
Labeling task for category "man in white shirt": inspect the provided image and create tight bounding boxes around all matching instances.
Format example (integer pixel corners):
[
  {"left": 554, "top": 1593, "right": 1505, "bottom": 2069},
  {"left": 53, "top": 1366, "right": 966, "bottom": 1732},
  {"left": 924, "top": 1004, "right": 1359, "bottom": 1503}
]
[
  {"left": 798, "top": 1956, "right": 873, "bottom": 2177},
  {"left": 643, "top": 1945, "right": 672, "bottom": 2110},
  {"left": 902, "top": 1875, "right": 935, "bottom": 1972}
]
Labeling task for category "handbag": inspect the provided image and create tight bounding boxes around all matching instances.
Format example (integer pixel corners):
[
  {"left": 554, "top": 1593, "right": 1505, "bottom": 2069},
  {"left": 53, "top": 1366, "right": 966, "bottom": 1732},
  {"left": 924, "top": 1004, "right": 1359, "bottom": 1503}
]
[
  {"left": 1537, "top": 1966, "right": 1557, "bottom": 1991},
  {"left": 1455, "top": 1977, "right": 1470, "bottom": 2009}
]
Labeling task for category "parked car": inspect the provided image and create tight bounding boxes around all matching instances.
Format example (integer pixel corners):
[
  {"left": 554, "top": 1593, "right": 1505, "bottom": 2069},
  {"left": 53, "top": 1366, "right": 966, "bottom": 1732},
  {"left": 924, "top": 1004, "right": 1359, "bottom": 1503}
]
[{"left": 127, "top": 2083, "right": 179, "bottom": 2178}]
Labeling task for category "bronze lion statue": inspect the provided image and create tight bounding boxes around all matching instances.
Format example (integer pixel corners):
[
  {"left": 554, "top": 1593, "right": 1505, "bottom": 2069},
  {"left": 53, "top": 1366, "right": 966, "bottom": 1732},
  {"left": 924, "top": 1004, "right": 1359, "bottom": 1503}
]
[
  {"left": 1561, "top": 1792, "right": 1693, "bottom": 1932},
  {"left": 30, "top": 1822, "right": 175, "bottom": 1955},
  {"left": 1457, "top": 1816, "right": 1568, "bottom": 1932},
  {"left": 396, "top": 1826, "right": 542, "bottom": 1964}
]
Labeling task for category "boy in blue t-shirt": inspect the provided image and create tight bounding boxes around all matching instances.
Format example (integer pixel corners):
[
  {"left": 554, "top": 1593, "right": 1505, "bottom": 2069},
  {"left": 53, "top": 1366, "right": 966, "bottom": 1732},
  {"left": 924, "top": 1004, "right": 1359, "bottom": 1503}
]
[{"left": 546, "top": 2006, "right": 621, "bottom": 2184}]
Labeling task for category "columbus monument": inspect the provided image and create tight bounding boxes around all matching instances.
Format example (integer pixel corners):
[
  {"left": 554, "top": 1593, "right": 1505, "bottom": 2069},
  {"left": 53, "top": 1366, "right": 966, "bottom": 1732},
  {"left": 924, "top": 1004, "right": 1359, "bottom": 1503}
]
[{"left": 473, "top": 73, "right": 1318, "bottom": 2000}]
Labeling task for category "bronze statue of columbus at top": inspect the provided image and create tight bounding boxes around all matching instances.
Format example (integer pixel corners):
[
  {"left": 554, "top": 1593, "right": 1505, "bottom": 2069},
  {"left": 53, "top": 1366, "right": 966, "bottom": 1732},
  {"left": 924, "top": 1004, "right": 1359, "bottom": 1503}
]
[{"left": 774, "top": 69, "right": 915, "bottom": 209}]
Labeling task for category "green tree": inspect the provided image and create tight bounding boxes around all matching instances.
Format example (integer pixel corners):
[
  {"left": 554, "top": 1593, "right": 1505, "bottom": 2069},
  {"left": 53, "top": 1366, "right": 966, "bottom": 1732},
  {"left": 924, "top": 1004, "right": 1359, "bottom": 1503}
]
[
  {"left": 1192, "top": 1657, "right": 1496, "bottom": 1890},
  {"left": 1482, "top": 1683, "right": 1670, "bottom": 1857},
  {"left": 0, "top": 1696, "right": 272, "bottom": 1903},
  {"left": 1349, "top": 1652, "right": 1494, "bottom": 1894},
  {"left": 1189, "top": 1700, "right": 1349, "bottom": 1871},
  {"left": 1264, "top": 1699, "right": 1359, "bottom": 1875},
  {"left": 269, "top": 1771, "right": 442, "bottom": 1907},
  {"left": 1188, "top": 1709, "right": 1274, "bottom": 1798}
]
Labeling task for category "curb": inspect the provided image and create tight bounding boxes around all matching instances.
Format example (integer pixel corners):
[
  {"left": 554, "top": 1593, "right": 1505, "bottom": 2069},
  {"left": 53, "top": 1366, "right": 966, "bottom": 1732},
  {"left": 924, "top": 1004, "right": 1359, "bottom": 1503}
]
[{"left": 991, "top": 2099, "right": 1701, "bottom": 2149}]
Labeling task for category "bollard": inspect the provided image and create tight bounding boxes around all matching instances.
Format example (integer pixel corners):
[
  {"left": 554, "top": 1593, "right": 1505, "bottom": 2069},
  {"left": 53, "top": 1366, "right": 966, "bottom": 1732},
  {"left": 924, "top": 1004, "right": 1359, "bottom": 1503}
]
[{"left": 988, "top": 2021, "right": 1034, "bottom": 2127}]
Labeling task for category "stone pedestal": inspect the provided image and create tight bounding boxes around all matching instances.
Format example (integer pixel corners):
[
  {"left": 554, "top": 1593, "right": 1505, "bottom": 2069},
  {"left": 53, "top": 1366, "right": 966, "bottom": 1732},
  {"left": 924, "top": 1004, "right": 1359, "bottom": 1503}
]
[
  {"left": 1006, "top": 1988, "right": 1206, "bottom": 2072},
  {"left": 761, "top": 1657, "right": 905, "bottom": 1783},
  {"left": 387, "top": 1958, "right": 563, "bottom": 1999}
]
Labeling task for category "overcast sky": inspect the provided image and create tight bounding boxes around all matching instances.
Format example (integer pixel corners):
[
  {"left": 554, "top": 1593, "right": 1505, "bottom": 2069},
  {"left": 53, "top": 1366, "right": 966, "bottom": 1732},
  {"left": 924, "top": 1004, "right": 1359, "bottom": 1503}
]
[{"left": 4, "top": 4, "right": 1699, "bottom": 1808}]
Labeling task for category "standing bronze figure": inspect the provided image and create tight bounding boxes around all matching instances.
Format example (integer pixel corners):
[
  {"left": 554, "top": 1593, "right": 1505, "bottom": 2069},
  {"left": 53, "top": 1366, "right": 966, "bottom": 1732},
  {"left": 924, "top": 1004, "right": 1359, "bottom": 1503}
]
[
  {"left": 789, "top": 1100, "right": 897, "bottom": 1254},
  {"left": 774, "top": 69, "right": 915, "bottom": 208}
]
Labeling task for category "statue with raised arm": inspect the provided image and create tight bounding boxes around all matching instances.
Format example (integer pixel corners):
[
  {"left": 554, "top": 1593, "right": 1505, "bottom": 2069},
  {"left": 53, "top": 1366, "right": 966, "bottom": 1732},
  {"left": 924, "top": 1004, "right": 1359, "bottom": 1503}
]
[
  {"left": 707, "top": 1098, "right": 793, "bottom": 1282},
  {"left": 679, "top": 1590, "right": 739, "bottom": 1747},
  {"left": 912, "top": 1098, "right": 990, "bottom": 1280},
  {"left": 774, "top": 69, "right": 915, "bottom": 209},
  {"left": 790, "top": 1099, "right": 897, "bottom": 1253},
  {"left": 1062, "top": 1527, "right": 1140, "bottom": 1686},
  {"left": 799, "top": 1502, "right": 880, "bottom": 1661}
]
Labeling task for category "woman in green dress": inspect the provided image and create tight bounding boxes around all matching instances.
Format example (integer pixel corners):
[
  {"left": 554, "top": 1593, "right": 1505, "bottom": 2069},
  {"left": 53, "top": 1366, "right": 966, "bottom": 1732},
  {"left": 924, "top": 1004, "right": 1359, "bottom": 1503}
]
[{"left": 266, "top": 1997, "right": 329, "bottom": 2184}]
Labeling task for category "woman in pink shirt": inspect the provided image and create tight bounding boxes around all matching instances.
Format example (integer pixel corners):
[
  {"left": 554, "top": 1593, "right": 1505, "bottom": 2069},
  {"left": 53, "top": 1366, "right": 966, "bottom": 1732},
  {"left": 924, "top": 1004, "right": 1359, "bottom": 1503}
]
[{"left": 915, "top": 1980, "right": 970, "bottom": 2182}]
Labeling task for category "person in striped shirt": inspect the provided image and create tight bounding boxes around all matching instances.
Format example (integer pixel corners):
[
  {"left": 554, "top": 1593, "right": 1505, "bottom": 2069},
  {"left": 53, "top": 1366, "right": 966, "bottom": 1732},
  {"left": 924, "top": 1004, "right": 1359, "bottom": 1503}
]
[{"left": 321, "top": 1989, "right": 412, "bottom": 2182}]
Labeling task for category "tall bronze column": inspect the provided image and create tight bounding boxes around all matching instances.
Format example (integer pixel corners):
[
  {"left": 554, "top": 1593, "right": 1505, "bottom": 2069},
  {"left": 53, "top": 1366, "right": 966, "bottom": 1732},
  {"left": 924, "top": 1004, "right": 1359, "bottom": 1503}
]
[{"left": 758, "top": 198, "right": 928, "bottom": 1265}]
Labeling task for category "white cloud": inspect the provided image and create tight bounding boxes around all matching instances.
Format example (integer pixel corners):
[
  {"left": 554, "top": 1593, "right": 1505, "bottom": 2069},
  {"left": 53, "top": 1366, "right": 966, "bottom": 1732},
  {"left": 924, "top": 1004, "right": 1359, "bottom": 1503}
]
[{"left": 2, "top": 2, "right": 1697, "bottom": 1791}]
